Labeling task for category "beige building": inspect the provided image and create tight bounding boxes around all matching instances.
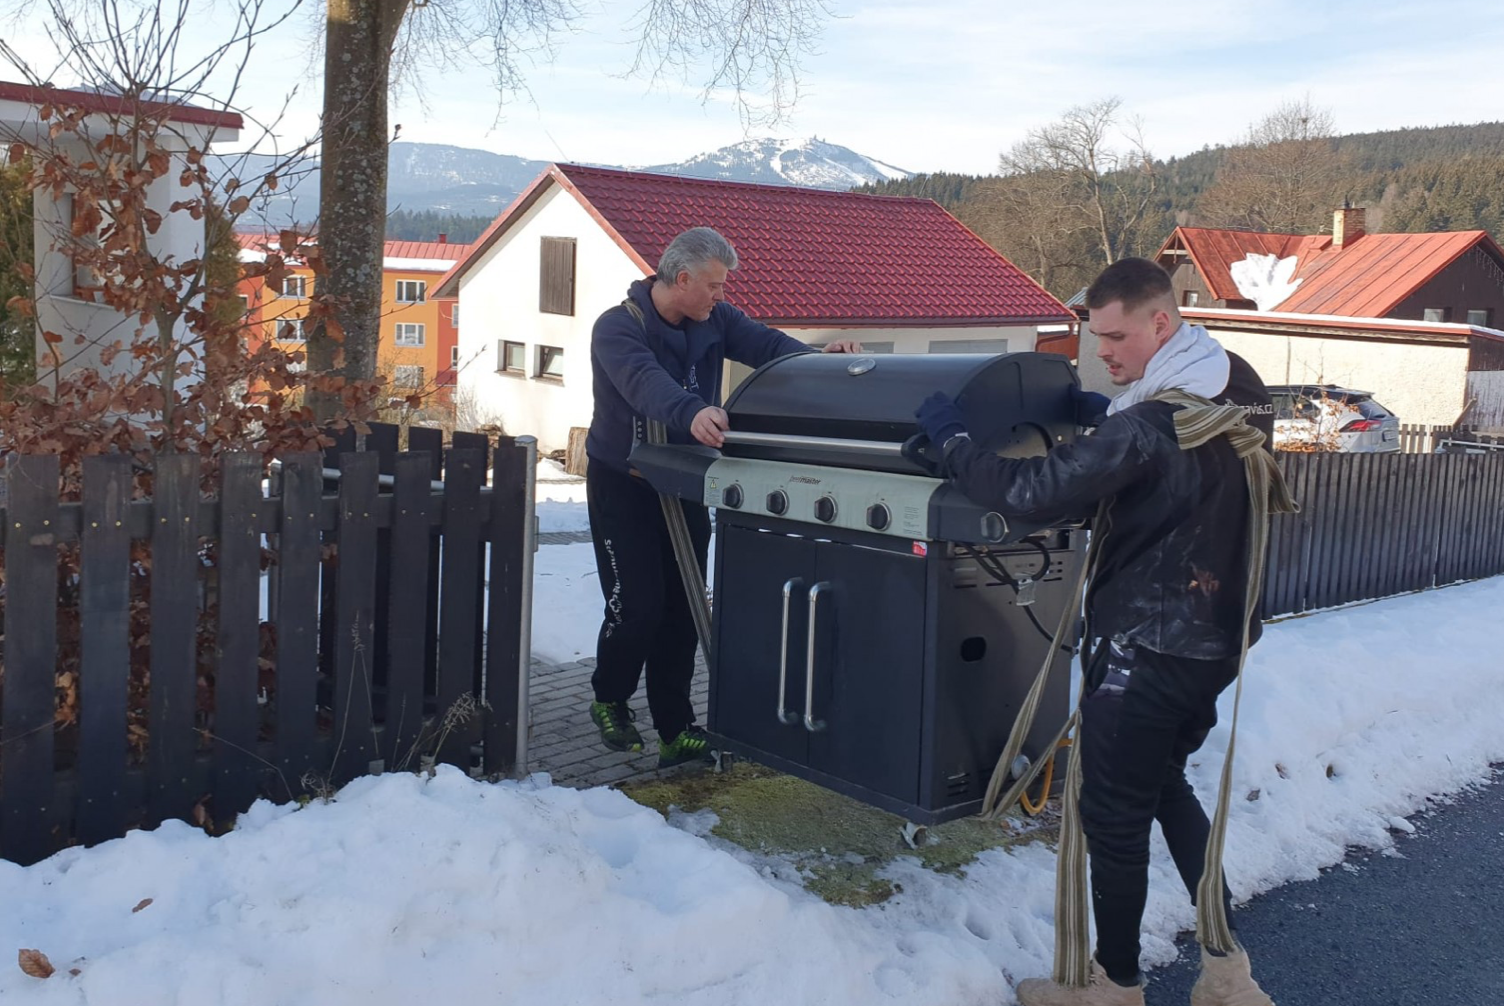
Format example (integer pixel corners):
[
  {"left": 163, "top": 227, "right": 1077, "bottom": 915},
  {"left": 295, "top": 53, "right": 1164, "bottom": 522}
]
[{"left": 1184, "top": 308, "right": 1504, "bottom": 429}]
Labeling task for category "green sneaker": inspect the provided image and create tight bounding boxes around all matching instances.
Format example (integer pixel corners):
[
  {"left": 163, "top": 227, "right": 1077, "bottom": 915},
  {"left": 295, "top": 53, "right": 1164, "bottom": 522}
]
[
  {"left": 658, "top": 725, "right": 715, "bottom": 769},
  {"left": 590, "top": 701, "right": 643, "bottom": 752}
]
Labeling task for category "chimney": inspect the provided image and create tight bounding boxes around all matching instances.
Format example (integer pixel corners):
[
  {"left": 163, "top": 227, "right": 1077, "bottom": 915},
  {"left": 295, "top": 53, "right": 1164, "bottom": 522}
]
[
  {"left": 437, "top": 233, "right": 447, "bottom": 244},
  {"left": 1333, "top": 203, "right": 1365, "bottom": 248}
]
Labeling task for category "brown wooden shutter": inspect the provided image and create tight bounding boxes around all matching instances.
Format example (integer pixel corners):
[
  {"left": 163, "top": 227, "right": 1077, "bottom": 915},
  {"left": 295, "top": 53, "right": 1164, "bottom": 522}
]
[{"left": 539, "top": 237, "right": 577, "bottom": 316}]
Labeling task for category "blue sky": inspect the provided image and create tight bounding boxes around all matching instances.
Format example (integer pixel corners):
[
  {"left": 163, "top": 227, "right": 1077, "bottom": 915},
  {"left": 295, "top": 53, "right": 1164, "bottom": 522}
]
[{"left": 5, "top": 0, "right": 1503, "bottom": 174}]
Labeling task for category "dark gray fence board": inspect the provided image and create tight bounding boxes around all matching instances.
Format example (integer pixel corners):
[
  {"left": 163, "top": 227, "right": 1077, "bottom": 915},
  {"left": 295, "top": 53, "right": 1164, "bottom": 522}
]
[
  {"left": 1, "top": 455, "right": 61, "bottom": 864},
  {"left": 483, "top": 443, "right": 528, "bottom": 776},
  {"left": 436, "top": 448, "right": 484, "bottom": 767},
  {"left": 274, "top": 454, "right": 322, "bottom": 794},
  {"left": 213, "top": 453, "right": 263, "bottom": 819},
  {"left": 146, "top": 454, "right": 202, "bottom": 827},
  {"left": 332, "top": 451, "right": 379, "bottom": 781},
  {"left": 384, "top": 453, "right": 433, "bottom": 769},
  {"left": 77, "top": 455, "right": 132, "bottom": 845}
]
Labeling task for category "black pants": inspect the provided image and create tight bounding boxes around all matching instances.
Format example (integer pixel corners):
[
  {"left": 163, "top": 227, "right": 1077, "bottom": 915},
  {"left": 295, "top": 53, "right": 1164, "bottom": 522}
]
[
  {"left": 586, "top": 462, "right": 711, "bottom": 744},
  {"left": 1078, "top": 641, "right": 1240, "bottom": 984}
]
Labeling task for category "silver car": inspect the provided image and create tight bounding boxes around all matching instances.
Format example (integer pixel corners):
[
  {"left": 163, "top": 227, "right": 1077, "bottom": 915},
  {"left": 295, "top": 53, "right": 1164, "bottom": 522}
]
[{"left": 1269, "top": 384, "right": 1401, "bottom": 453}]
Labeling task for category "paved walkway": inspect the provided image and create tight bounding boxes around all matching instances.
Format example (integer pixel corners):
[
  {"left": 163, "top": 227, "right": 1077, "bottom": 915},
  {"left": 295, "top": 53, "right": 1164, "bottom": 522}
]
[
  {"left": 524, "top": 652, "right": 711, "bottom": 788},
  {"left": 528, "top": 488, "right": 712, "bottom": 789}
]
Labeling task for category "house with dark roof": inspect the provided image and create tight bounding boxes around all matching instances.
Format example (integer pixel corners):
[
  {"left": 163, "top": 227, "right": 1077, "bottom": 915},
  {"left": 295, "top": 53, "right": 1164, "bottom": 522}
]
[
  {"left": 1129, "top": 207, "right": 1504, "bottom": 429},
  {"left": 433, "top": 163, "right": 1073, "bottom": 448}
]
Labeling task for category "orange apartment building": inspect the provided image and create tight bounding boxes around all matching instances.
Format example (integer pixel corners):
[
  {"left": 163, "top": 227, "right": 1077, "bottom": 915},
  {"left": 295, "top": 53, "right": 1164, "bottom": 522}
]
[{"left": 237, "top": 235, "right": 466, "bottom": 410}]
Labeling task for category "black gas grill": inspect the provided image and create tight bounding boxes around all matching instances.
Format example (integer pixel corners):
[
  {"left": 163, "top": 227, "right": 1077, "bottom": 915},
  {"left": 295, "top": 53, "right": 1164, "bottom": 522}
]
[{"left": 631, "top": 351, "right": 1085, "bottom": 823}]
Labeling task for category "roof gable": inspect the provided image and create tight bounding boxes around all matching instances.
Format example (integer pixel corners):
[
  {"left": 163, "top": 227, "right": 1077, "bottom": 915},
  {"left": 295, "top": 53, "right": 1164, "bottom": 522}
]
[
  {"left": 1160, "top": 225, "right": 1503, "bottom": 317},
  {"left": 436, "top": 164, "right": 1071, "bottom": 326}
]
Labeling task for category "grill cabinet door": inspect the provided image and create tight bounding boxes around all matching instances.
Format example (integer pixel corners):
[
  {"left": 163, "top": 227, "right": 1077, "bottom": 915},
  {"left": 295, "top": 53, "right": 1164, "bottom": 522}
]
[
  {"left": 710, "top": 526, "right": 815, "bottom": 765},
  {"left": 804, "top": 542, "right": 925, "bottom": 804}
]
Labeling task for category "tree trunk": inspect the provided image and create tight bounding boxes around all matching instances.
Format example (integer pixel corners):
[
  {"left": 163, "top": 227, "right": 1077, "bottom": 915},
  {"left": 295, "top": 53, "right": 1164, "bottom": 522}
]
[{"left": 310, "top": 0, "right": 407, "bottom": 420}]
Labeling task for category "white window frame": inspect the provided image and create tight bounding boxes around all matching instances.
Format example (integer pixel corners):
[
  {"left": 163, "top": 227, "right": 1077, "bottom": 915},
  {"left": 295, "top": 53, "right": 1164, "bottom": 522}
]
[
  {"left": 395, "top": 279, "right": 427, "bottom": 304},
  {"left": 451, "top": 302, "right": 460, "bottom": 328},
  {"left": 499, "top": 339, "right": 525, "bottom": 375},
  {"left": 281, "top": 275, "right": 307, "bottom": 299},
  {"left": 536, "top": 344, "right": 565, "bottom": 381},
  {"left": 278, "top": 318, "right": 306, "bottom": 342},
  {"left": 393, "top": 364, "right": 424, "bottom": 388},
  {"left": 394, "top": 322, "right": 426, "bottom": 347}
]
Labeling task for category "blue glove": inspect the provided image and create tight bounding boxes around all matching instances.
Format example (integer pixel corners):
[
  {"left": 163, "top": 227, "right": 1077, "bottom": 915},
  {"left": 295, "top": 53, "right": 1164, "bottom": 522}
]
[
  {"left": 915, "top": 391, "right": 968, "bottom": 448},
  {"left": 1071, "top": 385, "right": 1111, "bottom": 426}
]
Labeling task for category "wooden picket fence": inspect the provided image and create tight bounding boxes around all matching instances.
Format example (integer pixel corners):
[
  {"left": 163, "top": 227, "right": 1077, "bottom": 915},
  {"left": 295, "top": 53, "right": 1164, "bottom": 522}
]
[
  {"left": 1263, "top": 451, "right": 1504, "bottom": 617},
  {"left": 1396, "top": 424, "right": 1504, "bottom": 453},
  {"left": 0, "top": 424, "right": 532, "bottom": 865}
]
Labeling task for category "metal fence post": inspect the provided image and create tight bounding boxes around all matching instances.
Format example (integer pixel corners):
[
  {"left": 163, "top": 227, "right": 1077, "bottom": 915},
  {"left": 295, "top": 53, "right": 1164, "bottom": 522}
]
[{"left": 515, "top": 435, "right": 538, "bottom": 776}]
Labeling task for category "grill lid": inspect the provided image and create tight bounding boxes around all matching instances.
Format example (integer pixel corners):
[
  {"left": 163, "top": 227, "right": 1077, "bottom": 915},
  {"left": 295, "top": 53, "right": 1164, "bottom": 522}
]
[{"left": 721, "top": 351, "right": 1080, "bottom": 473}]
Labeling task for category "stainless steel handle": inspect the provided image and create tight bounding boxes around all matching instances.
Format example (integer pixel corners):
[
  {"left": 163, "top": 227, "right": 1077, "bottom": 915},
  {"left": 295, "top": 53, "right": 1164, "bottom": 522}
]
[
  {"left": 776, "top": 577, "right": 804, "bottom": 725},
  {"left": 804, "top": 582, "right": 830, "bottom": 732},
  {"left": 720, "top": 430, "right": 905, "bottom": 458}
]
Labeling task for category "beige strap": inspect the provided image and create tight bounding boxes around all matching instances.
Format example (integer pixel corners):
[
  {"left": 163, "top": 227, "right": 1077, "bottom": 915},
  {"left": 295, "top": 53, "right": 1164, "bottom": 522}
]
[{"left": 983, "top": 391, "right": 1297, "bottom": 983}]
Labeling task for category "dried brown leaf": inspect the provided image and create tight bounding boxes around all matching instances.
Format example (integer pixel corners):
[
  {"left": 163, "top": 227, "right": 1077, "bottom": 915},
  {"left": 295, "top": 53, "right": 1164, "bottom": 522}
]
[
  {"left": 131, "top": 898, "right": 153, "bottom": 913},
  {"left": 19, "top": 949, "right": 55, "bottom": 979}
]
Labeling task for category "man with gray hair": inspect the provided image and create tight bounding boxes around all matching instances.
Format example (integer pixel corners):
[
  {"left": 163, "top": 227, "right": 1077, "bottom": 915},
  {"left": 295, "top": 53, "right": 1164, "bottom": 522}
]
[{"left": 585, "top": 227, "right": 860, "bottom": 767}]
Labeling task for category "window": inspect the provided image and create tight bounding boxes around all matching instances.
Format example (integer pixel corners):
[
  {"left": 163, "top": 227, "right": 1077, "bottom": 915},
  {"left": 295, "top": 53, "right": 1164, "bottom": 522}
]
[
  {"left": 393, "top": 365, "right": 424, "bottom": 388},
  {"left": 450, "top": 345, "right": 460, "bottom": 369},
  {"left": 498, "top": 340, "right": 525, "bottom": 374},
  {"left": 536, "top": 344, "right": 565, "bottom": 380},
  {"left": 451, "top": 302, "right": 460, "bottom": 328},
  {"left": 539, "top": 236, "right": 577, "bottom": 316},
  {"left": 278, "top": 318, "right": 306, "bottom": 342},
  {"left": 1423, "top": 307, "right": 1451, "bottom": 323},
  {"left": 1183, "top": 290, "right": 1200, "bottom": 307},
  {"left": 394, "top": 322, "right": 425, "bottom": 347},
  {"left": 237, "top": 294, "right": 250, "bottom": 318},
  {"left": 281, "top": 275, "right": 306, "bottom": 299},
  {"left": 1466, "top": 308, "right": 1494, "bottom": 327},
  {"left": 395, "top": 279, "right": 427, "bottom": 303}
]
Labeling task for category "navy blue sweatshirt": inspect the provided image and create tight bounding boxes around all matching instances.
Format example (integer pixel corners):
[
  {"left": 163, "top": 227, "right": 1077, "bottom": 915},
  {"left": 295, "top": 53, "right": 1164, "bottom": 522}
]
[{"left": 586, "top": 277, "right": 810, "bottom": 472}]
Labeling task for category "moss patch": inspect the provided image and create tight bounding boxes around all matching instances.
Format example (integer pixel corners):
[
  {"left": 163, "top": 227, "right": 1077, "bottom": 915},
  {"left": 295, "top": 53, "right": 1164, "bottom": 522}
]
[{"left": 620, "top": 761, "right": 1057, "bottom": 908}]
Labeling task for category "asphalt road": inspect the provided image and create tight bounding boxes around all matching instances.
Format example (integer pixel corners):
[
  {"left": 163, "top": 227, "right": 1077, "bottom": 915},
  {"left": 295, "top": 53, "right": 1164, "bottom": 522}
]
[{"left": 1144, "top": 771, "right": 1504, "bottom": 1005}]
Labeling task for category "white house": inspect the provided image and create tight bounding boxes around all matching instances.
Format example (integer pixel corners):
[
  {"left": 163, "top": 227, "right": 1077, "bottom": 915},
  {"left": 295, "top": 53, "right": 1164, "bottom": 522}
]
[
  {"left": 0, "top": 81, "right": 241, "bottom": 382},
  {"left": 434, "top": 164, "right": 1075, "bottom": 450}
]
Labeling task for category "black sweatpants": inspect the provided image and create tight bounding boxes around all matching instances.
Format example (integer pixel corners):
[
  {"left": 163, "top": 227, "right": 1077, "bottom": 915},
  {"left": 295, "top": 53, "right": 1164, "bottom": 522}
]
[
  {"left": 586, "top": 462, "right": 711, "bottom": 744},
  {"left": 1077, "top": 640, "right": 1241, "bottom": 984}
]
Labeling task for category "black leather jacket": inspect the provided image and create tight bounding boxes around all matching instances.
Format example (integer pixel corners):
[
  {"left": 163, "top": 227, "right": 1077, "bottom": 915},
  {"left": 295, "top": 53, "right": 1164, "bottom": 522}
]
[{"left": 942, "top": 399, "right": 1261, "bottom": 660}]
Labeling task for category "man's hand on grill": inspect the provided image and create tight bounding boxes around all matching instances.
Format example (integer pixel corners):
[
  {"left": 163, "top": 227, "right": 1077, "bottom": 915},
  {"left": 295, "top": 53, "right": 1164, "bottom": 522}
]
[
  {"left": 821, "top": 339, "right": 863, "bottom": 354},
  {"left": 915, "top": 391, "right": 968, "bottom": 451},
  {"left": 691, "top": 406, "right": 730, "bottom": 448}
]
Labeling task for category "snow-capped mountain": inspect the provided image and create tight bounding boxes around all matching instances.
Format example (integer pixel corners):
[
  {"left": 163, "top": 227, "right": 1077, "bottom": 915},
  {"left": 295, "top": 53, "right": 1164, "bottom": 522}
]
[
  {"left": 640, "top": 137, "right": 912, "bottom": 188},
  {"left": 227, "top": 137, "right": 912, "bottom": 225}
]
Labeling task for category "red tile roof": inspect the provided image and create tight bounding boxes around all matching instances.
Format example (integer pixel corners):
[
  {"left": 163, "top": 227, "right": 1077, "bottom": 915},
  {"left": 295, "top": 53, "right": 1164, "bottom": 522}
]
[
  {"left": 1160, "top": 226, "right": 1503, "bottom": 317},
  {"left": 383, "top": 239, "right": 468, "bottom": 260},
  {"left": 436, "top": 164, "right": 1071, "bottom": 326},
  {"left": 0, "top": 80, "right": 243, "bottom": 130}
]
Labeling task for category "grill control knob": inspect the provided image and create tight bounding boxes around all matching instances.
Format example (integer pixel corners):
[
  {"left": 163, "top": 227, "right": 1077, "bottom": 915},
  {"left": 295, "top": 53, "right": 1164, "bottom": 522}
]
[
  {"left": 814, "top": 495, "right": 838, "bottom": 523},
  {"left": 722, "top": 483, "right": 744, "bottom": 509},
  {"left": 765, "top": 489, "right": 788, "bottom": 515},
  {"left": 866, "top": 503, "right": 891, "bottom": 531}
]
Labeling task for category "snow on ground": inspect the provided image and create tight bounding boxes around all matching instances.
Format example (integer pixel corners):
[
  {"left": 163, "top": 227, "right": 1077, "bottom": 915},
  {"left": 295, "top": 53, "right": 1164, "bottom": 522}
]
[
  {"left": 4, "top": 565, "right": 1503, "bottom": 1004},
  {"left": 535, "top": 458, "right": 589, "bottom": 534}
]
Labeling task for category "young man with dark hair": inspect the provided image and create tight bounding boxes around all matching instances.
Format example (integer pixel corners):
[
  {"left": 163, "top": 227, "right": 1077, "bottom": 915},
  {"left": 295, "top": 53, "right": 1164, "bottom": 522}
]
[
  {"left": 915, "top": 257, "right": 1277, "bottom": 1005},
  {"left": 585, "top": 227, "right": 859, "bottom": 768}
]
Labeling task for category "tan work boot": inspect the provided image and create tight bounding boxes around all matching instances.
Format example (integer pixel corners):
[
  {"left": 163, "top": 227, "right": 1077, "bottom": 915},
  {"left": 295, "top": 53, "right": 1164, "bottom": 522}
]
[
  {"left": 1190, "top": 946, "right": 1274, "bottom": 1006},
  {"left": 1015, "top": 959, "right": 1144, "bottom": 1006}
]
